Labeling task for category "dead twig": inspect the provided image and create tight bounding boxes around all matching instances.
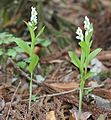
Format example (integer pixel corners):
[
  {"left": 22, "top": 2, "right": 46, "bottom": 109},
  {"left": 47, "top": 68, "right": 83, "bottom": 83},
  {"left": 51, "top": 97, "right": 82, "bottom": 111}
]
[
  {"left": 6, "top": 81, "right": 21, "bottom": 120},
  {"left": 31, "top": 84, "right": 103, "bottom": 108}
]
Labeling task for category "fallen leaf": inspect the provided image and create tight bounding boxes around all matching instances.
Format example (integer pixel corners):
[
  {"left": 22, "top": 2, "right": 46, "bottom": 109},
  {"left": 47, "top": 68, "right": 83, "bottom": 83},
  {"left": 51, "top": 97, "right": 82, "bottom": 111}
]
[
  {"left": 46, "top": 111, "right": 56, "bottom": 120},
  {"left": 69, "top": 111, "right": 77, "bottom": 120},
  {"left": 80, "top": 112, "right": 92, "bottom": 120},
  {"left": 97, "top": 113, "right": 107, "bottom": 120},
  {"left": 70, "top": 108, "right": 92, "bottom": 120},
  {"left": 48, "top": 82, "right": 79, "bottom": 91}
]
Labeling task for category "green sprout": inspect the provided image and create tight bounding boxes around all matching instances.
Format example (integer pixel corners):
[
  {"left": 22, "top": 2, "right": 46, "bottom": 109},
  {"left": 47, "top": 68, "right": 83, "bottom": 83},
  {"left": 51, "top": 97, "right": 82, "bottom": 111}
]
[
  {"left": 14, "top": 6, "right": 45, "bottom": 110},
  {"left": 68, "top": 16, "right": 102, "bottom": 120}
]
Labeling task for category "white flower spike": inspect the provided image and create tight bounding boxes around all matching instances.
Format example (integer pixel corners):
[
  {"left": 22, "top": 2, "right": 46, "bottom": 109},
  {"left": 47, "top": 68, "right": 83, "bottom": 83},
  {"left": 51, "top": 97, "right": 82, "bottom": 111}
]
[
  {"left": 76, "top": 27, "right": 84, "bottom": 41},
  {"left": 84, "top": 16, "right": 90, "bottom": 30},
  {"left": 28, "top": 6, "right": 38, "bottom": 28},
  {"left": 31, "top": 6, "right": 37, "bottom": 25},
  {"left": 84, "top": 16, "right": 93, "bottom": 32},
  {"left": 84, "top": 16, "right": 93, "bottom": 39}
]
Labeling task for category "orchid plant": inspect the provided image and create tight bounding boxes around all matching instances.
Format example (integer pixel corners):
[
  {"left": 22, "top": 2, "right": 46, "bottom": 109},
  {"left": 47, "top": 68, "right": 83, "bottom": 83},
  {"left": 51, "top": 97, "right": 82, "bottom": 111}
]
[
  {"left": 15, "top": 6, "right": 45, "bottom": 110},
  {"left": 68, "top": 16, "right": 102, "bottom": 120}
]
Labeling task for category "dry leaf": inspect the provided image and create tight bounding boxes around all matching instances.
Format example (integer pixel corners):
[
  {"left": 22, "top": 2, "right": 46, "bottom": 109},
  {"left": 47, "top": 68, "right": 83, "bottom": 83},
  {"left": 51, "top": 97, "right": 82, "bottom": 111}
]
[
  {"left": 46, "top": 111, "right": 56, "bottom": 120},
  {"left": 48, "top": 82, "right": 79, "bottom": 91},
  {"left": 97, "top": 113, "right": 107, "bottom": 120},
  {"left": 70, "top": 108, "right": 92, "bottom": 120},
  {"left": 80, "top": 112, "right": 92, "bottom": 120},
  {"left": 69, "top": 112, "right": 76, "bottom": 120}
]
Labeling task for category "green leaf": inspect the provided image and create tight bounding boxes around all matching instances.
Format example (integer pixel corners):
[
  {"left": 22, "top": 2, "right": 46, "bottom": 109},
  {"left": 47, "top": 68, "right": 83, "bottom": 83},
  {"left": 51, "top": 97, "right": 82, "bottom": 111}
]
[
  {"left": 30, "top": 30, "right": 36, "bottom": 46},
  {"left": 24, "top": 57, "right": 31, "bottom": 63},
  {"left": 68, "top": 51, "right": 80, "bottom": 68},
  {"left": 36, "top": 38, "right": 51, "bottom": 47},
  {"left": 29, "top": 54, "right": 39, "bottom": 73},
  {"left": 14, "top": 39, "right": 31, "bottom": 56},
  {"left": 83, "top": 72, "right": 94, "bottom": 80},
  {"left": 85, "top": 48, "right": 102, "bottom": 68},
  {"left": 85, "top": 31, "right": 92, "bottom": 44},
  {"left": 7, "top": 49, "right": 16, "bottom": 58},
  {"left": 80, "top": 48, "right": 85, "bottom": 69},
  {"left": 84, "top": 88, "right": 93, "bottom": 96},
  {"left": 14, "top": 46, "right": 24, "bottom": 53},
  {"left": 17, "top": 61, "right": 26, "bottom": 69},
  {"left": 79, "top": 41, "right": 90, "bottom": 57},
  {"left": 31, "top": 95, "right": 37, "bottom": 101},
  {"left": 24, "top": 21, "right": 36, "bottom": 45},
  {"left": 24, "top": 21, "right": 33, "bottom": 32},
  {"left": 0, "top": 32, "right": 20, "bottom": 45},
  {"left": 36, "top": 26, "right": 45, "bottom": 38}
]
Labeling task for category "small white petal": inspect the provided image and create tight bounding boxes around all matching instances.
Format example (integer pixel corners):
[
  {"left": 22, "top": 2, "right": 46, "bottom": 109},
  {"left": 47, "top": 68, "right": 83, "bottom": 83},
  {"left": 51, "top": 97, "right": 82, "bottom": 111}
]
[
  {"left": 76, "top": 27, "right": 84, "bottom": 41},
  {"left": 85, "top": 16, "right": 89, "bottom": 23},
  {"left": 76, "top": 27, "right": 82, "bottom": 34},
  {"left": 84, "top": 16, "right": 90, "bottom": 30},
  {"left": 76, "top": 36, "right": 80, "bottom": 40}
]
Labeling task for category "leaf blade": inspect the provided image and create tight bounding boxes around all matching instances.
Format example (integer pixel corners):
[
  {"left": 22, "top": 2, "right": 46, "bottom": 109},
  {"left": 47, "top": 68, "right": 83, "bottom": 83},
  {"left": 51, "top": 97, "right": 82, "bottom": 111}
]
[
  {"left": 29, "top": 54, "right": 39, "bottom": 73},
  {"left": 85, "top": 48, "right": 102, "bottom": 68},
  {"left": 83, "top": 72, "right": 94, "bottom": 81},
  {"left": 68, "top": 51, "right": 80, "bottom": 68},
  {"left": 15, "top": 39, "right": 31, "bottom": 56},
  {"left": 36, "top": 26, "right": 45, "bottom": 38}
]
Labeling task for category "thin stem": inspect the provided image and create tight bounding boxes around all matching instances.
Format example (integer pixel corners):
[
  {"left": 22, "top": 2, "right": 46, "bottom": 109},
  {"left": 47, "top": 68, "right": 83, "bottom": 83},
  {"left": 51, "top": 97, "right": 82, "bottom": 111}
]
[
  {"left": 29, "top": 72, "right": 33, "bottom": 110},
  {"left": 78, "top": 80, "right": 84, "bottom": 120}
]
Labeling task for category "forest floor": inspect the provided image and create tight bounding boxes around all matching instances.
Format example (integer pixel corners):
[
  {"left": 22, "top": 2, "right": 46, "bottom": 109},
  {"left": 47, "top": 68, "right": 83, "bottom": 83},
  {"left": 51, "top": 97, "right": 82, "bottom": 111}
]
[{"left": 0, "top": 0, "right": 111, "bottom": 120}]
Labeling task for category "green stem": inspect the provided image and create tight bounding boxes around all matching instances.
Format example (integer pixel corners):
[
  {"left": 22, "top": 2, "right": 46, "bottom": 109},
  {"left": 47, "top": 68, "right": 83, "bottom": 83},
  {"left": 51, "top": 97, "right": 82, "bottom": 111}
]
[
  {"left": 29, "top": 72, "right": 33, "bottom": 110},
  {"left": 78, "top": 80, "right": 84, "bottom": 120}
]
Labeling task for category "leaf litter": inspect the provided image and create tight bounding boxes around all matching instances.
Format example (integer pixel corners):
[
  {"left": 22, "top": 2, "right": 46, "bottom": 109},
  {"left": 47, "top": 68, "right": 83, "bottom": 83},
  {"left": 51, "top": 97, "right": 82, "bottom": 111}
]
[{"left": 1, "top": 0, "right": 111, "bottom": 120}]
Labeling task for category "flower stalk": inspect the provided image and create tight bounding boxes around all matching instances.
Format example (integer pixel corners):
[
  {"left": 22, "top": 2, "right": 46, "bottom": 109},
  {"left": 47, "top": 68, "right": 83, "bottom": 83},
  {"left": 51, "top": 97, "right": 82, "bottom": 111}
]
[
  {"left": 15, "top": 6, "right": 45, "bottom": 110},
  {"left": 29, "top": 73, "right": 33, "bottom": 110},
  {"left": 68, "top": 16, "right": 102, "bottom": 119}
]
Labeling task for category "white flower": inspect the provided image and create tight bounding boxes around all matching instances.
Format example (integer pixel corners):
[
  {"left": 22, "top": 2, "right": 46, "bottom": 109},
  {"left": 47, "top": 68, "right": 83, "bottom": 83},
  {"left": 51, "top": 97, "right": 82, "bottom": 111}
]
[
  {"left": 84, "top": 16, "right": 93, "bottom": 32},
  {"left": 29, "top": 6, "right": 37, "bottom": 26},
  {"left": 76, "top": 27, "right": 84, "bottom": 41},
  {"left": 84, "top": 16, "right": 93, "bottom": 39},
  {"left": 84, "top": 16, "right": 90, "bottom": 30}
]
